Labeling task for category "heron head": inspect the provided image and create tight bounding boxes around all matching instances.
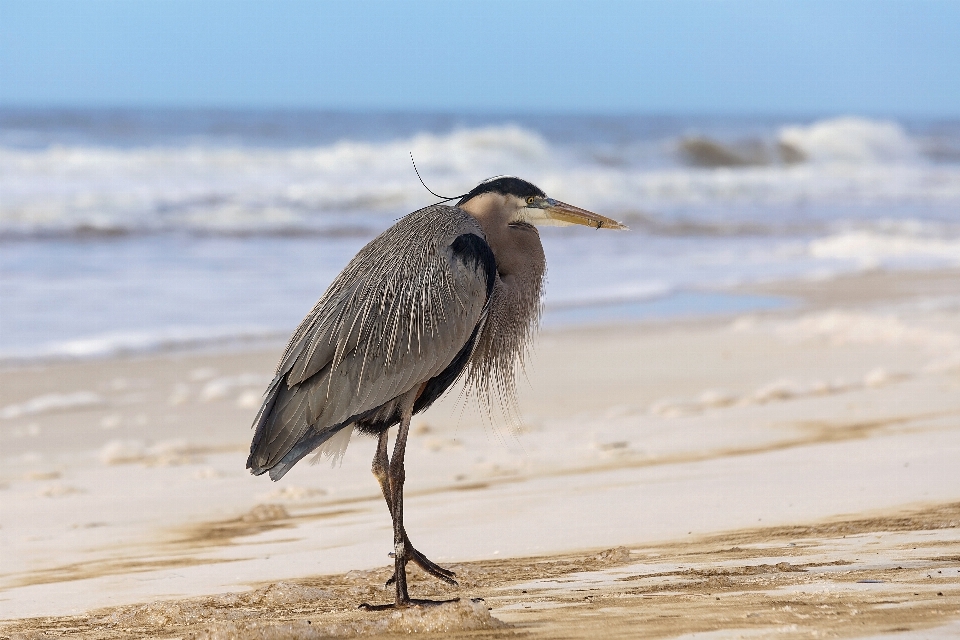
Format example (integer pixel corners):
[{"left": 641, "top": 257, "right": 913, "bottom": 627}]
[{"left": 457, "top": 176, "right": 627, "bottom": 230}]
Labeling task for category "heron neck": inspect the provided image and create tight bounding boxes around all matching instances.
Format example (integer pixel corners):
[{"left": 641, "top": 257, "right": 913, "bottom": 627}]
[
  {"left": 459, "top": 195, "right": 545, "bottom": 286},
  {"left": 458, "top": 205, "right": 545, "bottom": 414}
]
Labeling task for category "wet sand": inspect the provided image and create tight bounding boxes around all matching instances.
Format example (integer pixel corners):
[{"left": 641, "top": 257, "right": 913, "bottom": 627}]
[
  {"left": 2, "top": 505, "right": 959, "bottom": 639},
  {"left": 1, "top": 268, "right": 959, "bottom": 638}
]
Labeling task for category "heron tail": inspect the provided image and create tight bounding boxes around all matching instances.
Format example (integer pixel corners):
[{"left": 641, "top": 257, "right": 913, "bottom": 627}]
[
  {"left": 247, "top": 374, "right": 326, "bottom": 479},
  {"left": 262, "top": 426, "right": 348, "bottom": 481}
]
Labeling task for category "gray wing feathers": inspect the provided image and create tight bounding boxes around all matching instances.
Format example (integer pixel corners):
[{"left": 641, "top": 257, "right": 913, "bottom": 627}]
[{"left": 248, "top": 206, "right": 489, "bottom": 473}]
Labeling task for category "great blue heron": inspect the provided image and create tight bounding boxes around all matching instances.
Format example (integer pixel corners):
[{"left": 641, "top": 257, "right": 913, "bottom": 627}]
[{"left": 247, "top": 176, "right": 626, "bottom": 607}]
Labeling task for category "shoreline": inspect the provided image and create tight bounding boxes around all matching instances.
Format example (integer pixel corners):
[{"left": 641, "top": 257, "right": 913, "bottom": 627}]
[{"left": 5, "top": 265, "right": 958, "bottom": 373}]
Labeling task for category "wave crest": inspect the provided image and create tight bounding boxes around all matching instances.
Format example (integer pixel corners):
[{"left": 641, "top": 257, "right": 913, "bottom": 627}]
[
  {"left": 779, "top": 117, "right": 919, "bottom": 165},
  {"left": 1, "top": 118, "right": 957, "bottom": 239}
]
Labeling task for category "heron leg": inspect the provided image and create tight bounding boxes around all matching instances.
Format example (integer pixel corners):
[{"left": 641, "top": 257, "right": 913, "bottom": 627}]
[
  {"left": 375, "top": 429, "right": 457, "bottom": 583},
  {"left": 388, "top": 390, "right": 416, "bottom": 605},
  {"left": 374, "top": 426, "right": 458, "bottom": 589},
  {"left": 372, "top": 391, "right": 458, "bottom": 607},
  {"left": 372, "top": 430, "right": 393, "bottom": 515}
]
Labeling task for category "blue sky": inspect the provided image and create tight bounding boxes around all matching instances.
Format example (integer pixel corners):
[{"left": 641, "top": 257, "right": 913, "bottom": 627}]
[{"left": 1, "top": 0, "right": 958, "bottom": 115}]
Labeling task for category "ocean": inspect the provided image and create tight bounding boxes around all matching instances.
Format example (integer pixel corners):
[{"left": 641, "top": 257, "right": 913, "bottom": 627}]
[{"left": 2, "top": 109, "right": 959, "bottom": 361}]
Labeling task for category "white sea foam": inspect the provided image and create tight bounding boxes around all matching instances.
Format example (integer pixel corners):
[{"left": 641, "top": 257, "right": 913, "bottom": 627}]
[
  {"left": 0, "top": 125, "right": 552, "bottom": 236},
  {"left": 809, "top": 231, "right": 960, "bottom": 269},
  {"left": 0, "top": 392, "right": 103, "bottom": 420},
  {"left": 2, "top": 118, "right": 958, "bottom": 237},
  {"left": 546, "top": 279, "right": 674, "bottom": 308}
]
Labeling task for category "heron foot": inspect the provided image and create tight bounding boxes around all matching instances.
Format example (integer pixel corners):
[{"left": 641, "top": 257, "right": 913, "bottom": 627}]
[
  {"left": 359, "top": 597, "right": 460, "bottom": 611},
  {"left": 385, "top": 541, "right": 458, "bottom": 587}
]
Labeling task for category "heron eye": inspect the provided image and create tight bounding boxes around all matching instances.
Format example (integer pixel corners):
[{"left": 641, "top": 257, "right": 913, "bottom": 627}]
[{"left": 526, "top": 196, "right": 535, "bottom": 205}]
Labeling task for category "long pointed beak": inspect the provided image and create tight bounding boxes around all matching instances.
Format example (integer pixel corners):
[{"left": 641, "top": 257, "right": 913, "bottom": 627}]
[{"left": 539, "top": 198, "right": 628, "bottom": 230}]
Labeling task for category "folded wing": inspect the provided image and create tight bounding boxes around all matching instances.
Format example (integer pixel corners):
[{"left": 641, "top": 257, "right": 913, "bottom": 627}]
[{"left": 247, "top": 205, "right": 496, "bottom": 479}]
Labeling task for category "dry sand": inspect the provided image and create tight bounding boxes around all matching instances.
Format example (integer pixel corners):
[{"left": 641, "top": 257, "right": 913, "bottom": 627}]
[{"left": 1, "top": 268, "right": 959, "bottom": 638}]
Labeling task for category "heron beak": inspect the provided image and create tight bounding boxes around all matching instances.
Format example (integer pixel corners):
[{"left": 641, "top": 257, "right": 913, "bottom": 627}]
[{"left": 533, "top": 198, "right": 628, "bottom": 230}]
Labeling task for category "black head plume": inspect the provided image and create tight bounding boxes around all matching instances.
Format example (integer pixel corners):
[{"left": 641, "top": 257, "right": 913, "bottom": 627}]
[
  {"left": 410, "top": 153, "right": 468, "bottom": 203},
  {"left": 456, "top": 176, "right": 546, "bottom": 207},
  {"left": 409, "top": 155, "right": 546, "bottom": 208}
]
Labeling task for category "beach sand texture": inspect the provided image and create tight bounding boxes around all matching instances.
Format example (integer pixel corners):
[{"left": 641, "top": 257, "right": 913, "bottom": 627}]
[{"left": 1, "top": 269, "right": 959, "bottom": 638}]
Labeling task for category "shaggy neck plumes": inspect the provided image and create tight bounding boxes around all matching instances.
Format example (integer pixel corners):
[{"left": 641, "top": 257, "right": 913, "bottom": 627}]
[{"left": 459, "top": 193, "right": 546, "bottom": 420}]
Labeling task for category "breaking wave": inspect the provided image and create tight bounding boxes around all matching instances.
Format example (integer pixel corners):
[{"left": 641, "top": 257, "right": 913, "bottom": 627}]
[
  {"left": 2, "top": 117, "right": 958, "bottom": 239},
  {"left": 778, "top": 117, "right": 920, "bottom": 165},
  {"left": 679, "top": 117, "right": 927, "bottom": 167}
]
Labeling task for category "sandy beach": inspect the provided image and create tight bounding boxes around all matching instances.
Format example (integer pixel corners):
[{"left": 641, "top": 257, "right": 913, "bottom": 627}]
[{"left": 1, "top": 267, "right": 959, "bottom": 639}]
